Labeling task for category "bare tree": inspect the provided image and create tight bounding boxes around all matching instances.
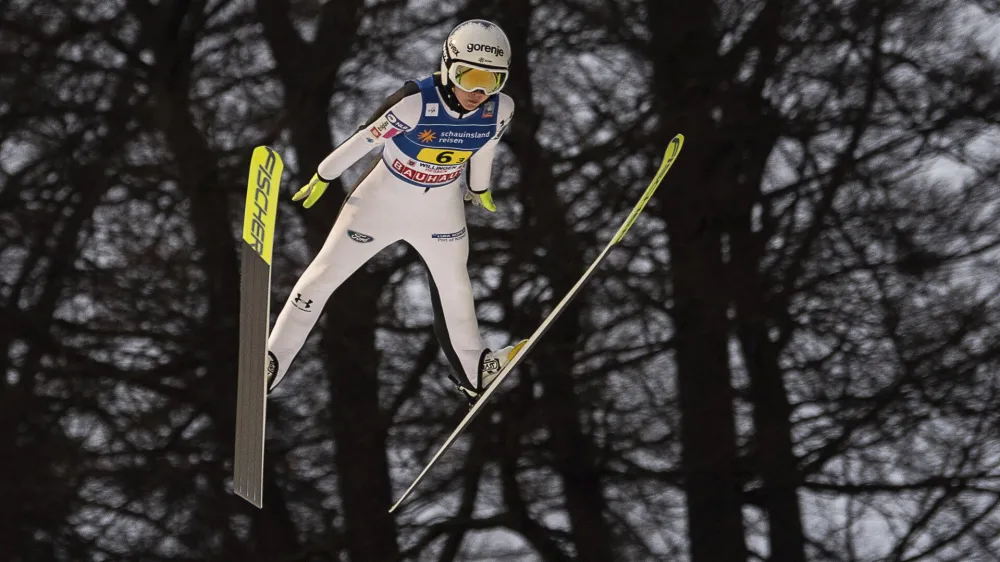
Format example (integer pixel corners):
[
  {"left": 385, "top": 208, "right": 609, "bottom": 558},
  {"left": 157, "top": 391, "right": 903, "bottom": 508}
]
[{"left": 3, "top": 0, "right": 998, "bottom": 561}]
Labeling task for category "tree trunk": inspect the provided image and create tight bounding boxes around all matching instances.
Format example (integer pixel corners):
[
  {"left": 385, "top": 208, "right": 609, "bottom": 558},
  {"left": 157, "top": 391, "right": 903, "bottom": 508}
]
[
  {"left": 661, "top": 187, "right": 749, "bottom": 562},
  {"left": 256, "top": 1, "right": 400, "bottom": 558},
  {"left": 725, "top": 125, "right": 808, "bottom": 562},
  {"left": 648, "top": 3, "right": 749, "bottom": 560},
  {"left": 146, "top": 3, "right": 301, "bottom": 549},
  {"left": 488, "top": 3, "right": 618, "bottom": 559}
]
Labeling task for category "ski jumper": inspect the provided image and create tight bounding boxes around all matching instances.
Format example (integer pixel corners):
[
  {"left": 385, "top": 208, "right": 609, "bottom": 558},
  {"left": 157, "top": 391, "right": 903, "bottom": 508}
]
[{"left": 267, "top": 75, "right": 515, "bottom": 390}]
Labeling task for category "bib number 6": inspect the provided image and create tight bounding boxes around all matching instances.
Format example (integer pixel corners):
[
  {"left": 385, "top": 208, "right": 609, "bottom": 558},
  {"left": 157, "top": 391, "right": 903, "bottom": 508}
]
[{"left": 417, "top": 148, "right": 472, "bottom": 165}]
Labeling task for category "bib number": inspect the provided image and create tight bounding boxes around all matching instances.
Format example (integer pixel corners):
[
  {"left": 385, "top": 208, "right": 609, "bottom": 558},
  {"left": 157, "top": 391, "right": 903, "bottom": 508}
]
[{"left": 417, "top": 148, "right": 472, "bottom": 165}]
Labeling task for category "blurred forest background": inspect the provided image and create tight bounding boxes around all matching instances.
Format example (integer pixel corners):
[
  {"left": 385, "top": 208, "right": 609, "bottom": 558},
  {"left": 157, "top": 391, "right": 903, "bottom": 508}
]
[{"left": 3, "top": 0, "right": 1000, "bottom": 561}]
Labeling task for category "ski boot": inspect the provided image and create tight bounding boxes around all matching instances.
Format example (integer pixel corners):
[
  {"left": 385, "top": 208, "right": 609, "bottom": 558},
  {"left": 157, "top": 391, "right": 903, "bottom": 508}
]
[
  {"left": 266, "top": 351, "right": 279, "bottom": 394},
  {"left": 451, "top": 340, "right": 528, "bottom": 408}
]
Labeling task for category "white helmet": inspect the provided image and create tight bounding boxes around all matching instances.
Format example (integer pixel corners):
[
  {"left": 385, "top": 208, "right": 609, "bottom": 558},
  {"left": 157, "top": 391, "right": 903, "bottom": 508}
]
[{"left": 440, "top": 20, "right": 511, "bottom": 94}]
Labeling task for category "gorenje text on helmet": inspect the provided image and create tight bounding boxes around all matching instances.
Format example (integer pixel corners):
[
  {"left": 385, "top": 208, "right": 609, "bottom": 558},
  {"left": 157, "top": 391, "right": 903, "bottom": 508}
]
[{"left": 466, "top": 43, "right": 504, "bottom": 58}]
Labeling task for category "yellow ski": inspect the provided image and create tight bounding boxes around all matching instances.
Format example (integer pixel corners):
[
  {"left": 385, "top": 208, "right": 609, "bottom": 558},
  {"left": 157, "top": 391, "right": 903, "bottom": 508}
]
[
  {"left": 389, "top": 134, "right": 685, "bottom": 513},
  {"left": 234, "top": 146, "right": 283, "bottom": 508}
]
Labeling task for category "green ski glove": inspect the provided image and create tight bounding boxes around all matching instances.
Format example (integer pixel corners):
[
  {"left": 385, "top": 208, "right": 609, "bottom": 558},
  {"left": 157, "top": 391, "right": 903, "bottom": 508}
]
[
  {"left": 464, "top": 189, "right": 496, "bottom": 212},
  {"left": 292, "top": 174, "right": 329, "bottom": 209}
]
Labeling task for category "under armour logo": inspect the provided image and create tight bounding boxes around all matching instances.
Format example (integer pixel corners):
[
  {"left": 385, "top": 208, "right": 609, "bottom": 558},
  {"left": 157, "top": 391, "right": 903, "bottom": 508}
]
[{"left": 293, "top": 293, "right": 313, "bottom": 312}]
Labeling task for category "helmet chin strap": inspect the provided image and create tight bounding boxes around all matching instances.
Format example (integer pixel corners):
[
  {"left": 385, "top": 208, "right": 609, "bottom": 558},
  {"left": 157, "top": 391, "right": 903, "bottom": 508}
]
[{"left": 434, "top": 72, "right": 472, "bottom": 116}]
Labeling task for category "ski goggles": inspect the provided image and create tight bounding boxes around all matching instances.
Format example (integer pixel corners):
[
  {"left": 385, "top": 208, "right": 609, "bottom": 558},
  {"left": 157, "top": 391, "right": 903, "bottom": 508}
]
[{"left": 449, "top": 62, "right": 508, "bottom": 95}]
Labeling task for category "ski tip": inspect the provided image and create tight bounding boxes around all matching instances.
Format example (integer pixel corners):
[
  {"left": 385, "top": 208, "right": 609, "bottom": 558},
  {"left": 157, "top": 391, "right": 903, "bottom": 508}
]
[
  {"left": 666, "top": 134, "right": 684, "bottom": 155},
  {"left": 609, "top": 133, "right": 685, "bottom": 245},
  {"left": 252, "top": 145, "right": 284, "bottom": 164}
]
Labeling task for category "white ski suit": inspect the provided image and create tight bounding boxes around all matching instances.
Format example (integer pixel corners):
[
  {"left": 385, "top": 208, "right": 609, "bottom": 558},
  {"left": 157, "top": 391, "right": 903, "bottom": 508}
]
[{"left": 267, "top": 74, "right": 514, "bottom": 390}]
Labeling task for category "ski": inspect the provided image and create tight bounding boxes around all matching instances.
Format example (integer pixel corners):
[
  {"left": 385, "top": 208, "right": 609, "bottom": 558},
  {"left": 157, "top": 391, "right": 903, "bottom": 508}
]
[
  {"left": 389, "top": 134, "right": 685, "bottom": 513},
  {"left": 234, "top": 146, "right": 283, "bottom": 508}
]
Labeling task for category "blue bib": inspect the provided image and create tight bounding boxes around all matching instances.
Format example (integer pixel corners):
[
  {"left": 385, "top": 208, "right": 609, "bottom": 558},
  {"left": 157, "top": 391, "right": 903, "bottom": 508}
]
[{"left": 383, "top": 76, "right": 499, "bottom": 187}]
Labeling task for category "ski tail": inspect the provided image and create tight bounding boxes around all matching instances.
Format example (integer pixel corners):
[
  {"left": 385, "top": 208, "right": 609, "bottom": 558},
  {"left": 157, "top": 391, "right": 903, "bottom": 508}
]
[
  {"left": 234, "top": 146, "right": 283, "bottom": 508},
  {"left": 388, "top": 134, "right": 685, "bottom": 513}
]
